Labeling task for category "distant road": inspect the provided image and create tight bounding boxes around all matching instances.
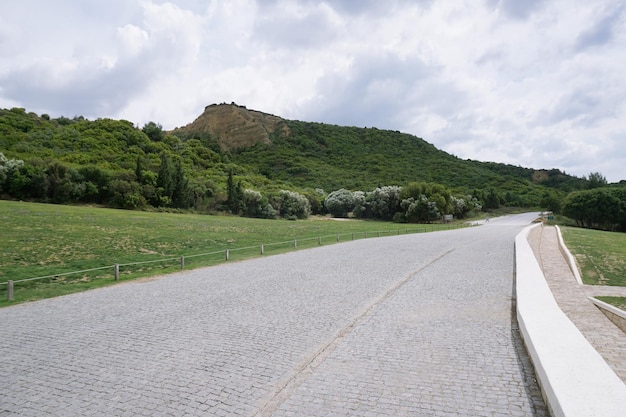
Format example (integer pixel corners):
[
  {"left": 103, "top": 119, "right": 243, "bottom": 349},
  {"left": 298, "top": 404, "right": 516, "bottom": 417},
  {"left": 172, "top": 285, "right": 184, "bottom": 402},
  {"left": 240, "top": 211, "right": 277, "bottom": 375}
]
[{"left": 0, "top": 212, "right": 547, "bottom": 416}]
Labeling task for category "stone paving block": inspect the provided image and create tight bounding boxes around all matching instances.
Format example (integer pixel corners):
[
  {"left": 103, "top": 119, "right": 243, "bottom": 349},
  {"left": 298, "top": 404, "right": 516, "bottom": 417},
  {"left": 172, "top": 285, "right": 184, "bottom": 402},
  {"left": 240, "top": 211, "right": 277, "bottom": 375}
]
[{"left": 1, "top": 213, "right": 547, "bottom": 416}]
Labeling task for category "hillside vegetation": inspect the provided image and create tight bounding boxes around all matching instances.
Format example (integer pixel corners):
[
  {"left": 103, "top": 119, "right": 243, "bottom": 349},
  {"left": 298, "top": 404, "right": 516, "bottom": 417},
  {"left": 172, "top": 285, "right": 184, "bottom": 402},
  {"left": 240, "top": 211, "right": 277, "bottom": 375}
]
[{"left": 0, "top": 104, "right": 601, "bottom": 222}]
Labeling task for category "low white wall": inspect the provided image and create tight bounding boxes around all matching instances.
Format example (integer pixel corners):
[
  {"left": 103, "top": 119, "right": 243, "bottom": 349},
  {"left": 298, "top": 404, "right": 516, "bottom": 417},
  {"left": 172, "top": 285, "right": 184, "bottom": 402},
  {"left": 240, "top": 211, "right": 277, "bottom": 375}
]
[
  {"left": 554, "top": 225, "right": 583, "bottom": 285},
  {"left": 589, "top": 297, "right": 626, "bottom": 334},
  {"left": 515, "top": 225, "right": 626, "bottom": 417}
]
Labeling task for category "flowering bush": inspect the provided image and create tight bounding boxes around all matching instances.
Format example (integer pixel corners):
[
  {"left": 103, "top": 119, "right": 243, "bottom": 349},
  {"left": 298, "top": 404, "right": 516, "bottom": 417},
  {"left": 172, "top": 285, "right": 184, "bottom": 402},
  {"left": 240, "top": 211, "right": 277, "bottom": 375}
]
[
  {"left": 279, "top": 190, "right": 311, "bottom": 220},
  {"left": 324, "top": 188, "right": 356, "bottom": 218},
  {"left": 0, "top": 152, "right": 24, "bottom": 192}
]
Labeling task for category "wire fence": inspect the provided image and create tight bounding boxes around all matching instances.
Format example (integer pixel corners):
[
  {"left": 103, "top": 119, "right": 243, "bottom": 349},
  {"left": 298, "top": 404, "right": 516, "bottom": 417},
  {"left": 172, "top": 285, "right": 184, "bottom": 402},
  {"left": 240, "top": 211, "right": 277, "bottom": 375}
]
[{"left": 1, "top": 223, "right": 469, "bottom": 301}]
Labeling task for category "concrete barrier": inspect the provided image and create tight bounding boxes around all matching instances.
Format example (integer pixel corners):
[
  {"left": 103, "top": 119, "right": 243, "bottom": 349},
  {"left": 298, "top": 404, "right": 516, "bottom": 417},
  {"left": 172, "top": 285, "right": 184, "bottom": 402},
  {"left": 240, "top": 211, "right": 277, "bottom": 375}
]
[
  {"left": 554, "top": 225, "right": 583, "bottom": 285},
  {"left": 515, "top": 224, "right": 626, "bottom": 417},
  {"left": 589, "top": 297, "right": 626, "bottom": 334}
]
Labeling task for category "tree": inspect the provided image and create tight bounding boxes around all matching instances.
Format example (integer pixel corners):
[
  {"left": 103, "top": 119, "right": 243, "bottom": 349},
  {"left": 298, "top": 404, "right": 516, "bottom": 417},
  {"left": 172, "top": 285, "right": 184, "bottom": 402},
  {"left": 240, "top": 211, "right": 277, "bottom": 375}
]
[
  {"left": 6, "top": 164, "right": 46, "bottom": 199},
  {"left": 142, "top": 121, "right": 164, "bottom": 142},
  {"left": 303, "top": 189, "right": 326, "bottom": 215},
  {"left": 135, "top": 157, "right": 144, "bottom": 184},
  {"left": 324, "top": 189, "right": 356, "bottom": 218},
  {"left": 156, "top": 153, "right": 175, "bottom": 206},
  {"left": 78, "top": 165, "right": 112, "bottom": 203},
  {"left": 367, "top": 186, "right": 401, "bottom": 220},
  {"left": 586, "top": 172, "right": 607, "bottom": 189},
  {"left": 0, "top": 152, "right": 24, "bottom": 192},
  {"left": 242, "top": 189, "right": 265, "bottom": 218},
  {"left": 563, "top": 187, "right": 626, "bottom": 231},
  {"left": 109, "top": 179, "right": 147, "bottom": 209},
  {"left": 399, "top": 194, "right": 441, "bottom": 223},
  {"left": 226, "top": 168, "right": 243, "bottom": 214},
  {"left": 171, "top": 159, "right": 190, "bottom": 208},
  {"left": 540, "top": 192, "right": 561, "bottom": 214},
  {"left": 483, "top": 188, "right": 501, "bottom": 210},
  {"left": 44, "top": 162, "right": 76, "bottom": 203},
  {"left": 352, "top": 191, "right": 367, "bottom": 218},
  {"left": 398, "top": 181, "right": 454, "bottom": 222},
  {"left": 279, "top": 190, "right": 310, "bottom": 219}
]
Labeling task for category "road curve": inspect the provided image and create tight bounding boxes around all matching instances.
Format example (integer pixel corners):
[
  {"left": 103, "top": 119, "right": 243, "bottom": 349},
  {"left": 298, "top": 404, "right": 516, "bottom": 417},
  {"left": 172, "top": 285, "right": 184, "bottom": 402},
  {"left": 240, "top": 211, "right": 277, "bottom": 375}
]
[{"left": 1, "top": 213, "right": 547, "bottom": 416}]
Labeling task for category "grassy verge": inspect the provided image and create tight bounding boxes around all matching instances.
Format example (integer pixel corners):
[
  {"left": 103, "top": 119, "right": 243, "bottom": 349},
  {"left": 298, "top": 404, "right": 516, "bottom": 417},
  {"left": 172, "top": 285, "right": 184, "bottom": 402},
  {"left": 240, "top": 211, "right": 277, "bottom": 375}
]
[
  {"left": 560, "top": 226, "right": 626, "bottom": 286},
  {"left": 596, "top": 296, "right": 626, "bottom": 311},
  {"left": 1, "top": 200, "right": 468, "bottom": 306}
]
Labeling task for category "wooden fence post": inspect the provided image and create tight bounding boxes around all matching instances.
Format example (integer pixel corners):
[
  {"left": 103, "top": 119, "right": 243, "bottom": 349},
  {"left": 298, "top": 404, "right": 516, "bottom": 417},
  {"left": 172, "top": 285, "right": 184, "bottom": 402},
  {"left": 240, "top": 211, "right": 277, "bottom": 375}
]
[
  {"left": 294, "top": 240, "right": 297, "bottom": 249},
  {"left": 225, "top": 249, "right": 230, "bottom": 261},
  {"left": 7, "top": 280, "right": 13, "bottom": 301},
  {"left": 261, "top": 244, "right": 265, "bottom": 255},
  {"left": 181, "top": 256, "right": 185, "bottom": 270},
  {"left": 318, "top": 237, "right": 321, "bottom": 246},
  {"left": 114, "top": 264, "right": 119, "bottom": 281}
]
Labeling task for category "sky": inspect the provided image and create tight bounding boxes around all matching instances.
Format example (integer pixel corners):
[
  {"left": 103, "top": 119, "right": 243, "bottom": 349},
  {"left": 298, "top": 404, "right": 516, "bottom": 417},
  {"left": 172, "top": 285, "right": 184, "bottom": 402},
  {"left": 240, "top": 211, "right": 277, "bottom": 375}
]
[{"left": 1, "top": 0, "right": 625, "bottom": 182}]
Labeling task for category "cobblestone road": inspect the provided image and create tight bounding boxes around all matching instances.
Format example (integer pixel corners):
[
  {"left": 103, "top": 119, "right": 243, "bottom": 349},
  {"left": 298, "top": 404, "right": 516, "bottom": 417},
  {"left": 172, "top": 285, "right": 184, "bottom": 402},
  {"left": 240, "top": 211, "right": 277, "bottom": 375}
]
[{"left": 1, "top": 213, "right": 547, "bottom": 416}]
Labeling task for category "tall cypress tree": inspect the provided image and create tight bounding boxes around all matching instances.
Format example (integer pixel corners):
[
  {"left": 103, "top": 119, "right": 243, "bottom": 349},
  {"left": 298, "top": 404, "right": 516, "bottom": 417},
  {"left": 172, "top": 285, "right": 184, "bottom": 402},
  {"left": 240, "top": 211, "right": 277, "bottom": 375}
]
[
  {"left": 172, "top": 159, "right": 190, "bottom": 208},
  {"left": 157, "top": 153, "right": 174, "bottom": 205},
  {"left": 226, "top": 168, "right": 242, "bottom": 214},
  {"left": 135, "top": 156, "right": 144, "bottom": 184}
]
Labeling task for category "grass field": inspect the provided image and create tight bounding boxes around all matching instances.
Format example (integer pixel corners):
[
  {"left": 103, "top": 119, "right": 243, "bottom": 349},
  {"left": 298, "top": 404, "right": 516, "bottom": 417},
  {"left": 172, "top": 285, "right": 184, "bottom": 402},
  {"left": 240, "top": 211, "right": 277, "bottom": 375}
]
[
  {"left": 1, "top": 200, "right": 466, "bottom": 306},
  {"left": 596, "top": 296, "right": 626, "bottom": 311},
  {"left": 560, "top": 226, "right": 626, "bottom": 287}
]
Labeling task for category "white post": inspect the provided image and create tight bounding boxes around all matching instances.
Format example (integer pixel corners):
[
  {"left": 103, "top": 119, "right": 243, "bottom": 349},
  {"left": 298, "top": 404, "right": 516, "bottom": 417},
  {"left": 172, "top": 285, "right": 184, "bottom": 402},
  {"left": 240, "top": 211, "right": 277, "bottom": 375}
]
[{"left": 7, "top": 280, "right": 13, "bottom": 301}]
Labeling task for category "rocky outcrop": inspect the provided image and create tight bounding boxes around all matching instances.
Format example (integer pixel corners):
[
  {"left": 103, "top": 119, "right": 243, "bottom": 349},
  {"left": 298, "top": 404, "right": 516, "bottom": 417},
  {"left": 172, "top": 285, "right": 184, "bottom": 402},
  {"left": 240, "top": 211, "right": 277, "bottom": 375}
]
[{"left": 172, "top": 103, "right": 290, "bottom": 151}]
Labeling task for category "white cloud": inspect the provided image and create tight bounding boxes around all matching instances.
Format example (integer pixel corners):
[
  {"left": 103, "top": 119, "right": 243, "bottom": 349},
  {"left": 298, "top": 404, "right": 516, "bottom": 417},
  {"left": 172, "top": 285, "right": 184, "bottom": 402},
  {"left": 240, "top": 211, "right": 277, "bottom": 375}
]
[
  {"left": 117, "top": 24, "right": 150, "bottom": 57},
  {"left": 0, "top": 0, "right": 624, "bottom": 182}
]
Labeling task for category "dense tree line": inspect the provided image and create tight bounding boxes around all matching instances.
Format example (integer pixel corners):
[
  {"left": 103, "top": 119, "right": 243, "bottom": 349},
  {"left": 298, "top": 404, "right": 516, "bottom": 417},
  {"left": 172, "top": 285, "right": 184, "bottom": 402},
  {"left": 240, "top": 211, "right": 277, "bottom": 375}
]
[
  {"left": 0, "top": 145, "right": 481, "bottom": 222},
  {"left": 2, "top": 107, "right": 619, "bottom": 227},
  {"left": 323, "top": 183, "right": 481, "bottom": 222},
  {"left": 562, "top": 186, "right": 626, "bottom": 232}
]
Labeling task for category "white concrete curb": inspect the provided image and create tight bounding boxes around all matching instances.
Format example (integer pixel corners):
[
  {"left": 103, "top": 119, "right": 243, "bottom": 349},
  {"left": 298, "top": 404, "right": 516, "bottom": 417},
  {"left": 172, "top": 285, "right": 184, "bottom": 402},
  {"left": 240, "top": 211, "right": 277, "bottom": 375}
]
[
  {"left": 589, "top": 297, "right": 626, "bottom": 320},
  {"left": 554, "top": 225, "right": 583, "bottom": 285},
  {"left": 515, "top": 224, "right": 626, "bottom": 417},
  {"left": 589, "top": 297, "right": 626, "bottom": 334}
]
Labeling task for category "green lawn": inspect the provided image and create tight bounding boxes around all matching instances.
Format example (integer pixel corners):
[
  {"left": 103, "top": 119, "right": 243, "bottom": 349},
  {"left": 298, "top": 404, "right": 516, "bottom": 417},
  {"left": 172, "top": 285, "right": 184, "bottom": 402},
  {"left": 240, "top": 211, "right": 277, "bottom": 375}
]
[
  {"left": 560, "top": 226, "right": 626, "bottom": 287},
  {"left": 596, "top": 296, "right": 626, "bottom": 311},
  {"left": 1, "top": 200, "right": 465, "bottom": 306}
]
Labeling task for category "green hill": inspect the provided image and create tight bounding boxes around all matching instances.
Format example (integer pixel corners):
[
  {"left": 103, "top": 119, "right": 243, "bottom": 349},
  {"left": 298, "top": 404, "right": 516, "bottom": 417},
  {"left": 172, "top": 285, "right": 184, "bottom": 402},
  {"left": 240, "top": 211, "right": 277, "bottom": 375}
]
[
  {"left": 174, "top": 104, "right": 585, "bottom": 204},
  {"left": 1, "top": 104, "right": 586, "bottom": 214}
]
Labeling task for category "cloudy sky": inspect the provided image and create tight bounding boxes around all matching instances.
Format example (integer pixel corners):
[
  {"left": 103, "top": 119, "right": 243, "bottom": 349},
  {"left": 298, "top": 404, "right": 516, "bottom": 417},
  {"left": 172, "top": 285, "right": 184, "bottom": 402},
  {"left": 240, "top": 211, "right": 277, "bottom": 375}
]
[{"left": 1, "top": 0, "right": 624, "bottom": 182}]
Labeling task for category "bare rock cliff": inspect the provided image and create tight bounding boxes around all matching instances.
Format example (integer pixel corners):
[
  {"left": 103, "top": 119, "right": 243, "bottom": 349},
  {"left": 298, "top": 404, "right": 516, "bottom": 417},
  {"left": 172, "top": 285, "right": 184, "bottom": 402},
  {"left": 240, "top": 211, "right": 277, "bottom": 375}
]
[{"left": 172, "top": 103, "right": 290, "bottom": 151}]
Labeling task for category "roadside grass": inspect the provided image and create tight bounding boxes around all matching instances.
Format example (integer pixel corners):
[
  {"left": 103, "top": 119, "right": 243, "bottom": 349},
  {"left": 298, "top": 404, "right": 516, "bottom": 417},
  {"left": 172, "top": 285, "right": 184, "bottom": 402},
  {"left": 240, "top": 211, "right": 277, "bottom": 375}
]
[
  {"left": 0, "top": 200, "right": 467, "bottom": 306},
  {"left": 560, "top": 226, "right": 626, "bottom": 287},
  {"left": 596, "top": 296, "right": 626, "bottom": 311}
]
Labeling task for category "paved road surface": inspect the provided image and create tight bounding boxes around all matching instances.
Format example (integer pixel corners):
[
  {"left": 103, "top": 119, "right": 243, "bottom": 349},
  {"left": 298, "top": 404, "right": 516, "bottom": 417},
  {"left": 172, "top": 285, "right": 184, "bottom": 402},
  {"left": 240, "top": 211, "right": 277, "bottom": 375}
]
[{"left": 1, "top": 213, "right": 547, "bottom": 416}]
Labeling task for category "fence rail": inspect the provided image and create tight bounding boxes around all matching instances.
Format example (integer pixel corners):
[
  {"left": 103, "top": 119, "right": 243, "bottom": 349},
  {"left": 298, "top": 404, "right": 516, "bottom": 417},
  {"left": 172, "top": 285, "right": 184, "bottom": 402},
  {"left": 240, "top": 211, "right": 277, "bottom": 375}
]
[{"left": 1, "top": 223, "right": 469, "bottom": 301}]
